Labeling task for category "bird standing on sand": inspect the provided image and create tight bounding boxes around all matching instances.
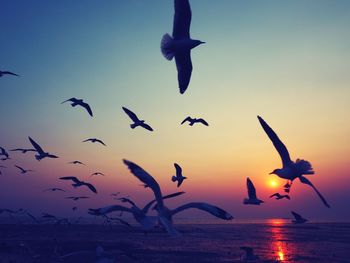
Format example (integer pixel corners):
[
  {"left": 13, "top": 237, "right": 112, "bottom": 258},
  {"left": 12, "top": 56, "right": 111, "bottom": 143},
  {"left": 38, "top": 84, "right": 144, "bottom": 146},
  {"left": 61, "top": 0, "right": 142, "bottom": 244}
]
[
  {"left": 83, "top": 138, "right": 106, "bottom": 146},
  {"left": 291, "top": 211, "right": 308, "bottom": 224},
  {"left": 181, "top": 116, "right": 209, "bottom": 126},
  {"left": 59, "top": 176, "right": 97, "bottom": 193},
  {"left": 28, "top": 137, "right": 59, "bottom": 160},
  {"left": 61, "top": 98, "right": 93, "bottom": 117},
  {"left": 243, "top": 178, "right": 264, "bottom": 205},
  {"left": 122, "top": 107, "right": 153, "bottom": 131},
  {"left": 257, "top": 116, "right": 330, "bottom": 208},
  {"left": 270, "top": 193, "right": 290, "bottom": 200},
  {"left": 0, "top": 70, "right": 19, "bottom": 77},
  {"left": 15, "top": 165, "right": 34, "bottom": 174},
  {"left": 161, "top": 0, "right": 205, "bottom": 94},
  {"left": 171, "top": 163, "right": 187, "bottom": 187}
]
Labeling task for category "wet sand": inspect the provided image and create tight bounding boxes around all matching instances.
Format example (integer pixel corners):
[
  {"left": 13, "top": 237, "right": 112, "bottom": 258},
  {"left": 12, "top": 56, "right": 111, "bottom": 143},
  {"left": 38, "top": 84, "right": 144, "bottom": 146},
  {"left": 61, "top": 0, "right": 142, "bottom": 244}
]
[{"left": 0, "top": 222, "right": 349, "bottom": 262}]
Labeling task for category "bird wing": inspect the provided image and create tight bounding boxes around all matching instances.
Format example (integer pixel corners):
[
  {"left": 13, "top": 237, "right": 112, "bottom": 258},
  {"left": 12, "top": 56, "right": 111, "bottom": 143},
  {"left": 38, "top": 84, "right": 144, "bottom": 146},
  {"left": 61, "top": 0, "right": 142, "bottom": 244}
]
[
  {"left": 81, "top": 102, "right": 93, "bottom": 117},
  {"left": 28, "top": 137, "right": 44, "bottom": 154},
  {"left": 83, "top": 182, "right": 98, "bottom": 194},
  {"left": 175, "top": 51, "right": 192, "bottom": 94},
  {"left": 181, "top": 116, "right": 192, "bottom": 125},
  {"left": 96, "top": 139, "right": 106, "bottom": 146},
  {"left": 197, "top": 118, "right": 209, "bottom": 126},
  {"left": 15, "top": 165, "right": 25, "bottom": 172},
  {"left": 122, "top": 107, "right": 139, "bottom": 122},
  {"left": 59, "top": 176, "right": 80, "bottom": 183},
  {"left": 269, "top": 193, "right": 279, "bottom": 198},
  {"left": 247, "top": 178, "right": 257, "bottom": 199},
  {"left": 174, "top": 163, "right": 182, "bottom": 177},
  {"left": 173, "top": 0, "right": 191, "bottom": 39},
  {"left": 257, "top": 116, "right": 292, "bottom": 167},
  {"left": 291, "top": 211, "right": 303, "bottom": 221},
  {"left": 142, "top": 191, "right": 185, "bottom": 214},
  {"left": 118, "top": 197, "right": 137, "bottom": 207},
  {"left": 61, "top": 98, "right": 76, "bottom": 104},
  {"left": 299, "top": 176, "right": 330, "bottom": 208},
  {"left": 140, "top": 122, "right": 154, "bottom": 131},
  {"left": 170, "top": 202, "right": 233, "bottom": 220},
  {"left": 3, "top": 71, "right": 19, "bottom": 76},
  {"left": 88, "top": 205, "right": 133, "bottom": 215}
]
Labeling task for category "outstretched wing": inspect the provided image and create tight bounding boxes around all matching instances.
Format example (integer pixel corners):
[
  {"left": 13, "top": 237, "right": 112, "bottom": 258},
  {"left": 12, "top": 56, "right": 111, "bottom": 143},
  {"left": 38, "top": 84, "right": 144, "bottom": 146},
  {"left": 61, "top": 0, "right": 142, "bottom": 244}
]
[
  {"left": 174, "top": 163, "right": 182, "bottom": 177},
  {"left": 61, "top": 98, "right": 76, "bottom": 104},
  {"left": 81, "top": 102, "right": 93, "bottom": 117},
  {"left": 257, "top": 116, "right": 292, "bottom": 167},
  {"left": 142, "top": 191, "right": 185, "bottom": 214},
  {"left": 84, "top": 182, "right": 97, "bottom": 194},
  {"left": 269, "top": 193, "right": 279, "bottom": 198},
  {"left": 299, "top": 176, "right": 330, "bottom": 208},
  {"left": 175, "top": 51, "right": 192, "bottom": 94},
  {"left": 291, "top": 211, "right": 303, "bottom": 221},
  {"left": 173, "top": 0, "right": 191, "bottom": 39},
  {"left": 122, "top": 107, "right": 139, "bottom": 122},
  {"left": 3, "top": 71, "right": 19, "bottom": 76},
  {"left": 88, "top": 205, "right": 132, "bottom": 215},
  {"left": 96, "top": 139, "right": 106, "bottom": 146},
  {"left": 247, "top": 178, "right": 257, "bottom": 199},
  {"left": 197, "top": 118, "right": 209, "bottom": 126},
  {"left": 181, "top": 116, "right": 192, "bottom": 125},
  {"left": 15, "top": 165, "right": 25, "bottom": 173},
  {"left": 59, "top": 176, "right": 80, "bottom": 183},
  {"left": 28, "top": 137, "right": 44, "bottom": 154},
  {"left": 170, "top": 202, "right": 233, "bottom": 220},
  {"left": 140, "top": 122, "right": 154, "bottom": 131}
]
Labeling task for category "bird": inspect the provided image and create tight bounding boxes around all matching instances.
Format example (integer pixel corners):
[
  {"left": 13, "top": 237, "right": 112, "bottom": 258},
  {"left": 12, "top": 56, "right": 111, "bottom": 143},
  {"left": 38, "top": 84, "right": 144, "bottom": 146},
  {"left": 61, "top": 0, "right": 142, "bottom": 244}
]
[
  {"left": 72, "top": 206, "right": 78, "bottom": 211},
  {"left": 91, "top": 172, "right": 105, "bottom": 177},
  {"left": 240, "top": 247, "right": 260, "bottom": 263},
  {"left": 0, "top": 70, "right": 19, "bottom": 77},
  {"left": 171, "top": 163, "right": 187, "bottom": 187},
  {"left": 69, "top": 160, "right": 85, "bottom": 165},
  {"left": 291, "top": 211, "right": 308, "bottom": 224},
  {"left": 44, "top": 188, "right": 65, "bottom": 192},
  {"left": 59, "top": 176, "right": 97, "bottom": 193},
  {"left": 270, "top": 193, "right": 290, "bottom": 200},
  {"left": 10, "top": 148, "right": 36, "bottom": 154},
  {"left": 65, "top": 196, "right": 89, "bottom": 201},
  {"left": 181, "top": 116, "right": 209, "bottom": 126},
  {"left": 257, "top": 116, "right": 330, "bottom": 208},
  {"left": 83, "top": 138, "right": 106, "bottom": 146},
  {"left": 28, "top": 137, "right": 59, "bottom": 160},
  {"left": 14, "top": 165, "right": 34, "bottom": 174},
  {"left": 110, "top": 192, "right": 120, "bottom": 198},
  {"left": 61, "top": 97, "right": 93, "bottom": 117},
  {"left": 122, "top": 107, "right": 153, "bottom": 131},
  {"left": 243, "top": 178, "right": 264, "bottom": 205},
  {"left": 0, "top": 147, "right": 10, "bottom": 159}
]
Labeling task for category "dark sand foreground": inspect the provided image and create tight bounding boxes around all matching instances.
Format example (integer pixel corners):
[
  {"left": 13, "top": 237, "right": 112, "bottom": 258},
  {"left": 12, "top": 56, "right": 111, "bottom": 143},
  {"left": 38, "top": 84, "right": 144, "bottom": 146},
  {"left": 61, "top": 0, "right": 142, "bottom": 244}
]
[{"left": 0, "top": 222, "right": 349, "bottom": 262}]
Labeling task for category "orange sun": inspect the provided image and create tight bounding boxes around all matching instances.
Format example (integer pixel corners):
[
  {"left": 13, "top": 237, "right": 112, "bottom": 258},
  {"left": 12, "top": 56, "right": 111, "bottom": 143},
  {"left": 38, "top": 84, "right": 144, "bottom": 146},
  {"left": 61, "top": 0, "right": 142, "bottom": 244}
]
[{"left": 269, "top": 180, "right": 278, "bottom": 188}]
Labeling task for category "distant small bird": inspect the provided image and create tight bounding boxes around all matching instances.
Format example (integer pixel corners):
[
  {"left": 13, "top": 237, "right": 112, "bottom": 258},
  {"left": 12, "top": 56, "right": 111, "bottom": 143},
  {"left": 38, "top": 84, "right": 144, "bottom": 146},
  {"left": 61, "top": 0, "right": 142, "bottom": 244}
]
[
  {"left": 243, "top": 178, "right": 264, "bottom": 205},
  {"left": 28, "top": 137, "right": 59, "bottom": 160},
  {"left": 181, "top": 116, "right": 209, "bottom": 126},
  {"left": 65, "top": 196, "right": 89, "bottom": 201},
  {"left": 44, "top": 188, "right": 65, "bottom": 192},
  {"left": 83, "top": 138, "right": 106, "bottom": 146},
  {"left": 15, "top": 165, "right": 34, "bottom": 174},
  {"left": 91, "top": 172, "right": 105, "bottom": 177},
  {"left": 59, "top": 176, "right": 97, "bottom": 193},
  {"left": 0, "top": 70, "right": 19, "bottom": 77},
  {"left": 61, "top": 97, "right": 93, "bottom": 117},
  {"left": 257, "top": 116, "right": 330, "bottom": 208},
  {"left": 240, "top": 247, "right": 260, "bottom": 262},
  {"left": 69, "top": 160, "right": 85, "bottom": 165},
  {"left": 122, "top": 107, "right": 153, "bottom": 131},
  {"left": 171, "top": 163, "right": 187, "bottom": 187},
  {"left": 0, "top": 147, "right": 10, "bottom": 159},
  {"left": 110, "top": 192, "right": 120, "bottom": 198},
  {"left": 161, "top": 0, "right": 205, "bottom": 94},
  {"left": 72, "top": 206, "right": 78, "bottom": 211},
  {"left": 291, "top": 211, "right": 308, "bottom": 224},
  {"left": 270, "top": 193, "right": 290, "bottom": 200},
  {"left": 10, "top": 148, "right": 36, "bottom": 154}
]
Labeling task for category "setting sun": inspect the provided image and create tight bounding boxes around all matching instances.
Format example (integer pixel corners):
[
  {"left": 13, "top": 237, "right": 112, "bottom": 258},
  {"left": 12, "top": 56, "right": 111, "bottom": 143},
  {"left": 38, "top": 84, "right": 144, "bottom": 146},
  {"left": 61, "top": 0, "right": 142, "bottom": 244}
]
[{"left": 269, "top": 180, "right": 278, "bottom": 188}]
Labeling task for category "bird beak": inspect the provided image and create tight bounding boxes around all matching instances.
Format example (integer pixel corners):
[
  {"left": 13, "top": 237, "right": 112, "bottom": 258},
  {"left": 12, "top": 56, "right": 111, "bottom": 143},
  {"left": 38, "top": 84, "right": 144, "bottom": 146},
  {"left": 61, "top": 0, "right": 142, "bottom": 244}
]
[
  {"left": 269, "top": 171, "right": 274, "bottom": 174},
  {"left": 200, "top": 41, "right": 206, "bottom": 44}
]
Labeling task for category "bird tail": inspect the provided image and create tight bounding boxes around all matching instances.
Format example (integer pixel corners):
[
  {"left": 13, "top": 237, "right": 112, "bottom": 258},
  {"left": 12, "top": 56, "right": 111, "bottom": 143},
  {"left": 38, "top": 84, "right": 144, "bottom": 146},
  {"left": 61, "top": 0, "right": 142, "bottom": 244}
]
[
  {"left": 171, "top": 176, "right": 177, "bottom": 182},
  {"left": 295, "top": 159, "right": 314, "bottom": 174},
  {"left": 161, "top": 33, "right": 175, "bottom": 60},
  {"left": 130, "top": 123, "right": 138, "bottom": 129}
]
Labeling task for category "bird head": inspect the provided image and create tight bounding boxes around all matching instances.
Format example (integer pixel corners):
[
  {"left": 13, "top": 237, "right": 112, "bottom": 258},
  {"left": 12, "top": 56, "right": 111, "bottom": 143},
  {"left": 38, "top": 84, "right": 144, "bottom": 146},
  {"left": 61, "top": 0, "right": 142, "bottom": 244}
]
[{"left": 269, "top": 169, "right": 282, "bottom": 175}]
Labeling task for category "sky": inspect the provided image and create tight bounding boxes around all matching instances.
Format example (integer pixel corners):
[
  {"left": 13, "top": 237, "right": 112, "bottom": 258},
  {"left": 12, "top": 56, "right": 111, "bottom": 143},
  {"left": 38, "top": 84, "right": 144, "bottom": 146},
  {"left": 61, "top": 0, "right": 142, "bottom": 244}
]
[{"left": 0, "top": 0, "right": 350, "bottom": 221}]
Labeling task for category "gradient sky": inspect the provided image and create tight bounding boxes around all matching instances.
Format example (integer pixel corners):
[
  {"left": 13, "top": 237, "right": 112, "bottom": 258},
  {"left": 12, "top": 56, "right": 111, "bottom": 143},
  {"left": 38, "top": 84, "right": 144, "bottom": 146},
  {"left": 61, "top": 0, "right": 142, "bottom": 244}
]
[{"left": 1, "top": 0, "right": 350, "bottom": 221}]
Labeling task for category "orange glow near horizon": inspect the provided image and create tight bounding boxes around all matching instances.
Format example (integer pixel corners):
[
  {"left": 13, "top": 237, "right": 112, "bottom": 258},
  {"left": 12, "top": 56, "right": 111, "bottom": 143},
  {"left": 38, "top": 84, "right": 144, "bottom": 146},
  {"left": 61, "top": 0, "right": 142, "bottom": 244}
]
[{"left": 269, "top": 180, "right": 279, "bottom": 188}]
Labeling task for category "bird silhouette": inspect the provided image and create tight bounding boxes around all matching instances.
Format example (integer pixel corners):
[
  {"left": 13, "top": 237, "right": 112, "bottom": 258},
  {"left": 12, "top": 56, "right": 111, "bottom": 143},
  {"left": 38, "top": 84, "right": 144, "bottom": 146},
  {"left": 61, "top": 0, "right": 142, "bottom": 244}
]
[
  {"left": 10, "top": 148, "right": 36, "bottom": 154},
  {"left": 161, "top": 0, "right": 205, "bottom": 94},
  {"left": 181, "top": 116, "right": 209, "bottom": 126},
  {"left": 28, "top": 137, "right": 59, "bottom": 160},
  {"left": 69, "top": 160, "right": 85, "bottom": 165},
  {"left": 122, "top": 107, "right": 153, "bottom": 131},
  {"left": 59, "top": 176, "right": 97, "bottom": 193},
  {"left": 270, "top": 193, "right": 290, "bottom": 200},
  {"left": 14, "top": 165, "right": 34, "bottom": 174},
  {"left": 91, "top": 172, "right": 105, "bottom": 177},
  {"left": 258, "top": 116, "right": 330, "bottom": 208},
  {"left": 83, "top": 138, "right": 106, "bottom": 146},
  {"left": 44, "top": 188, "right": 65, "bottom": 192},
  {"left": 0, "top": 147, "right": 10, "bottom": 159},
  {"left": 291, "top": 211, "right": 308, "bottom": 224},
  {"left": 243, "top": 178, "right": 264, "bottom": 205},
  {"left": 0, "top": 70, "right": 19, "bottom": 77},
  {"left": 65, "top": 196, "right": 89, "bottom": 201},
  {"left": 61, "top": 98, "right": 93, "bottom": 117},
  {"left": 171, "top": 163, "right": 187, "bottom": 187}
]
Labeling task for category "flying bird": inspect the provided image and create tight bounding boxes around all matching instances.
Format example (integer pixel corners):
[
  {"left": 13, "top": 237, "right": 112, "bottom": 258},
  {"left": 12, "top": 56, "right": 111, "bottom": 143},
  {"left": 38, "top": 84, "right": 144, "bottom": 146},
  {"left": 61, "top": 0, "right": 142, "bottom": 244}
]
[
  {"left": 122, "top": 107, "right": 154, "bottom": 131},
  {"left": 69, "top": 160, "right": 85, "bottom": 165},
  {"left": 171, "top": 163, "right": 187, "bottom": 187},
  {"left": 28, "top": 137, "right": 59, "bottom": 160},
  {"left": 10, "top": 148, "right": 36, "bottom": 154},
  {"left": 270, "top": 193, "right": 290, "bottom": 200},
  {"left": 243, "top": 178, "right": 264, "bottom": 205},
  {"left": 61, "top": 97, "right": 93, "bottom": 117},
  {"left": 0, "top": 70, "right": 19, "bottom": 77},
  {"left": 83, "top": 138, "right": 106, "bottom": 146},
  {"left": 291, "top": 211, "right": 308, "bottom": 224},
  {"left": 14, "top": 165, "right": 34, "bottom": 174},
  {"left": 65, "top": 196, "right": 89, "bottom": 201},
  {"left": 161, "top": 0, "right": 205, "bottom": 94},
  {"left": 59, "top": 176, "right": 97, "bottom": 193},
  {"left": 91, "top": 172, "right": 105, "bottom": 177},
  {"left": 181, "top": 116, "right": 209, "bottom": 126},
  {"left": 0, "top": 147, "right": 9, "bottom": 159},
  {"left": 44, "top": 188, "right": 65, "bottom": 192},
  {"left": 257, "top": 116, "right": 330, "bottom": 208}
]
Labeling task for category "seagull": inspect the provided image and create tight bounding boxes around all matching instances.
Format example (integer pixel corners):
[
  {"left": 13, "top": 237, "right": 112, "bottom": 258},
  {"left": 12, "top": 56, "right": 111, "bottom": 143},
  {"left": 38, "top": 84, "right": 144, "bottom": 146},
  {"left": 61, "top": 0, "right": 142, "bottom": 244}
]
[
  {"left": 91, "top": 172, "right": 105, "bottom": 177},
  {"left": 0, "top": 70, "right": 19, "bottom": 77},
  {"left": 122, "top": 107, "right": 153, "bottom": 131},
  {"left": 171, "top": 163, "right": 187, "bottom": 187},
  {"left": 59, "top": 176, "right": 97, "bottom": 193},
  {"left": 44, "top": 188, "right": 65, "bottom": 192},
  {"left": 14, "top": 165, "right": 34, "bottom": 174},
  {"left": 291, "top": 211, "right": 308, "bottom": 224},
  {"left": 257, "top": 116, "right": 330, "bottom": 208},
  {"left": 270, "top": 193, "right": 290, "bottom": 200},
  {"left": 65, "top": 196, "right": 89, "bottom": 201},
  {"left": 83, "top": 138, "right": 106, "bottom": 146},
  {"left": 161, "top": 0, "right": 205, "bottom": 94},
  {"left": 28, "top": 137, "right": 59, "bottom": 160},
  {"left": 181, "top": 116, "right": 209, "bottom": 126},
  {"left": 69, "top": 160, "right": 85, "bottom": 165},
  {"left": 0, "top": 147, "right": 9, "bottom": 159},
  {"left": 240, "top": 247, "right": 260, "bottom": 263},
  {"left": 61, "top": 97, "right": 93, "bottom": 117},
  {"left": 243, "top": 178, "right": 264, "bottom": 205},
  {"left": 10, "top": 148, "right": 36, "bottom": 154}
]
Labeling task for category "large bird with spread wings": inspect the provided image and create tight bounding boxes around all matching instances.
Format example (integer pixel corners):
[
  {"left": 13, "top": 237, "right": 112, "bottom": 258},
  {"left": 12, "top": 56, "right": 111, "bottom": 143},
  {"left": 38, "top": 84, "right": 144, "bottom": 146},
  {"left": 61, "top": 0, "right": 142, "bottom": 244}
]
[
  {"left": 243, "top": 177, "right": 264, "bottom": 205},
  {"left": 122, "top": 107, "right": 153, "bottom": 131}
]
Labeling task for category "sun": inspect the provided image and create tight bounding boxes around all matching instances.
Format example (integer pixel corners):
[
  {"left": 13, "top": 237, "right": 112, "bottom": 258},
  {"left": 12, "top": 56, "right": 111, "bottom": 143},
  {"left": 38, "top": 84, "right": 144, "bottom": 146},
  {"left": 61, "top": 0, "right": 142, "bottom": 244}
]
[{"left": 269, "top": 180, "right": 278, "bottom": 188}]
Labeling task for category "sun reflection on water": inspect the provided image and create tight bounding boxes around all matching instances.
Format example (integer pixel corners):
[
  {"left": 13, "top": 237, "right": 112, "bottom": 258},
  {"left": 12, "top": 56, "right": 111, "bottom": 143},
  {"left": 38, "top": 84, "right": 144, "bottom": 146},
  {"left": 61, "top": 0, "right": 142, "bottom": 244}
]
[{"left": 270, "top": 219, "right": 288, "bottom": 262}]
